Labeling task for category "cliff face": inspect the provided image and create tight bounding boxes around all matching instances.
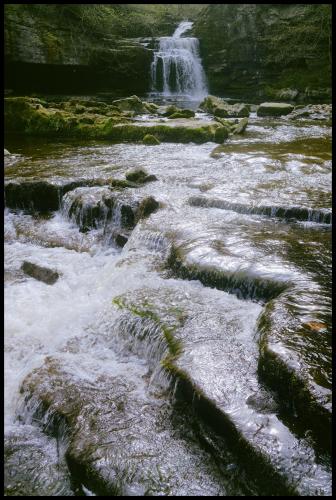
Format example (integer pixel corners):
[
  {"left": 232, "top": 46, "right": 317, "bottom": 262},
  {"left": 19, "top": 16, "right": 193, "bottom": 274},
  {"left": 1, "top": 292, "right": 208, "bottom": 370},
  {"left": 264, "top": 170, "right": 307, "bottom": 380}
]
[
  {"left": 5, "top": 4, "right": 332, "bottom": 101},
  {"left": 4, "top": 5, "right": 156, "bottom": 95},
  {"left": 194, "top": 4, "right": 332, "bottom": 102}
]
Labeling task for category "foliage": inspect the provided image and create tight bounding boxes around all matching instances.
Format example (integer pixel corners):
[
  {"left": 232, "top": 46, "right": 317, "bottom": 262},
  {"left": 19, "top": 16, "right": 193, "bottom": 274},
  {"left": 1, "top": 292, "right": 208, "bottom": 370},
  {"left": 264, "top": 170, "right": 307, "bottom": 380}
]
[
  {"left": 5, "top": 4, "right": 207, "bottom": 39},
  {"left": 258, "top": 5, "right": 332, "bottom": 67}
]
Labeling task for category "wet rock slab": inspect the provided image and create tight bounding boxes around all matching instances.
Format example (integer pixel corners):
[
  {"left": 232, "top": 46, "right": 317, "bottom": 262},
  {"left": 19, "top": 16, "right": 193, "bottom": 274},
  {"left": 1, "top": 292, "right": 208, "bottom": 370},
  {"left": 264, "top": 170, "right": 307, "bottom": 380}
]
[
  {"left": 130, "top": 207, "right": 331, "bottom": 453},
  {"left": 257, "top": 102, "right": 295, "bottom": 117},
  {"left": 21, "top": 357, "right": 240, "bottom": 496},
  {"left": 112, "top": 285, "right": 331, "bottom": 495},
  {"left": 189, "top": 195, "right": 332, "bottom": 224},
  {"left": 4, "top": 425, "right": 73, "bottom": 496}
]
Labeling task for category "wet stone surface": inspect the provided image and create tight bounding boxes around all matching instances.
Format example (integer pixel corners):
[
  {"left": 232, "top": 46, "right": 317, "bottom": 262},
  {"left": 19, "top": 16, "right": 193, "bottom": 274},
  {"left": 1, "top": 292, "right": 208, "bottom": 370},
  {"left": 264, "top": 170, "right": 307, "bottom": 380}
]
[
  {"left": 112, "top": 285, "right": 331, "bottom": 496},
  {"left": 4, "top": 425, "right": 74, "bottom": 496},
  {"left": 4, "top": 105, "right": 332, "bottom": 496},
  {"left": 21, "top": 356, "right": 250, "bottom": 496}
]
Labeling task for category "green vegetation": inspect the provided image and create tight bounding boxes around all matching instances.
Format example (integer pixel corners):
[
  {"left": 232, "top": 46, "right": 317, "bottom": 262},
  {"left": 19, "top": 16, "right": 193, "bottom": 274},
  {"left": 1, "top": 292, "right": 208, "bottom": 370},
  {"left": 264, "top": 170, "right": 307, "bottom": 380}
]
[
  {"left": 143, "top": 134, "right": 160, "bottom": 145},
  {"left": 5, "top": 4, "right": 206, "bottom": 39},
  {"left": 259, "top": 5, "right": 331, "bottom": 68}
]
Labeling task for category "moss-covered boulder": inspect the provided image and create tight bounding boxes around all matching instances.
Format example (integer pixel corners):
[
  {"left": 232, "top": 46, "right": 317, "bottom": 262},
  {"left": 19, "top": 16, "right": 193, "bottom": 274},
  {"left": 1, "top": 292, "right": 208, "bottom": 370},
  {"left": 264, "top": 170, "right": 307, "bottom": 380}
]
[
  {"left": 143, "top": 134, "right": 160, "bottom": 145},
  {"left": 135, "top": 196, "right": 160, "bottom": 222},
  {"left": 125, "top": 169, "right": 157, "bottom": 184},
  {"left": 112, "top": 95, "right": 153, "bottom": 114},
  {"left": 257, "top": 102, "right": 295, "bottom": 117},
  {"left": 164, "top": 106, "right": 195, "bottom": 119},
  {"left": 214, "top": 126, "right": 229, "bottom": 143},
  {"left": 4, "top": 96, "right": 127, "bottom": 137},
  {"left": 199, "top": 96, "right": 250, "bottom": 118}
]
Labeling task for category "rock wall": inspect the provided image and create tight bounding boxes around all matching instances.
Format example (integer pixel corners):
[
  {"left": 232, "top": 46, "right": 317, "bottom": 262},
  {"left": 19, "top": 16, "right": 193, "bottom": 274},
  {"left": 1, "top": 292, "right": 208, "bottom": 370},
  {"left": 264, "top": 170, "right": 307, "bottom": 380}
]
[
  {"left": 5, "top": 4, "right": 332, "bottom": 101},
  {"left": 4, "top": 5, "right": 154, "bottom": 95},
  {"left": 194, "top": 4, "right": 332, "bottom": 102}
]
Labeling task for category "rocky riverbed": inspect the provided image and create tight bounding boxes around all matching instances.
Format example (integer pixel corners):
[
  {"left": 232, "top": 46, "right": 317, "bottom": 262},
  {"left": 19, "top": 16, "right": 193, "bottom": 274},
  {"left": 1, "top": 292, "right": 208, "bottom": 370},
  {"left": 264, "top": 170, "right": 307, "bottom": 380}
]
[{"left": 4, "top": 95, "right": 332, "bottom": 496}]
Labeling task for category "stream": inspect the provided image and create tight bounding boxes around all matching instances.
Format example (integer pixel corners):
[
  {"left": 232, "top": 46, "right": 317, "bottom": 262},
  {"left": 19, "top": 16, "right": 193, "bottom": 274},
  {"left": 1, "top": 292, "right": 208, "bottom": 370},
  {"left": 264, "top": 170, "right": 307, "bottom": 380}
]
[{"left": 4, "top": 106, "right": 332, "bottom": 495}]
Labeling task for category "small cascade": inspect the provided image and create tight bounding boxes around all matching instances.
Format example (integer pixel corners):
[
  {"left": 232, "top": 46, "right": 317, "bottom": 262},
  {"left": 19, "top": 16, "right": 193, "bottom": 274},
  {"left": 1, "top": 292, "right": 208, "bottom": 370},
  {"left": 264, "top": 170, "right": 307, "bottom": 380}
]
[{"left": 151, "top": 21, "right": 208, "bottom": 99}]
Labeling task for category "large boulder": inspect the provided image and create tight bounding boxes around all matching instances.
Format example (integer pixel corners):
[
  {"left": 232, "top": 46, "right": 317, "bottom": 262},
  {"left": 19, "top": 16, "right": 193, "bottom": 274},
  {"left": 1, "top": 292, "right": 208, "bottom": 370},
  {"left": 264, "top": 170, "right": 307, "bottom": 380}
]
[
  {"left": 199, "top": 96, "right": 249, "bottom": 118},
  {"left": 257, "top": 102, "right": 295, "bottom": 117}
]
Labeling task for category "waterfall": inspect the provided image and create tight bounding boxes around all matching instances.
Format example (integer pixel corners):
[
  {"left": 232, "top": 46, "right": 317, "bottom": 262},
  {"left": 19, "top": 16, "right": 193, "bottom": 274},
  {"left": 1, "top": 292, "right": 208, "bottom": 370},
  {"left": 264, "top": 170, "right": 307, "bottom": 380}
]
[{"left": 151, "top": 21, "right": 208, "bottom": 99}]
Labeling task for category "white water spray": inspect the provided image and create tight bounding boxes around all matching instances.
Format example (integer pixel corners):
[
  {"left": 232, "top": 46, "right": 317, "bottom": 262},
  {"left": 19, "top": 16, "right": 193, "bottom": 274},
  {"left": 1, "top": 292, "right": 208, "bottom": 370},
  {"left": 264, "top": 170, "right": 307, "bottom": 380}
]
[{"left": 151, "top": 21, "right": 208, "bottom": 99}]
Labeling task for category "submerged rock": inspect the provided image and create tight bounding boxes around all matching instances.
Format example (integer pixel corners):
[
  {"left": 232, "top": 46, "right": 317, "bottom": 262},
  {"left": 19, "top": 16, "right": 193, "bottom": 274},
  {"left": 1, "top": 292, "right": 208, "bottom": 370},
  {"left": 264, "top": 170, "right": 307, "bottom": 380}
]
[
  {"left": 209, "top": 145, "right": 226, "bottom": 159},
  {"left": 257, "top": 102, "right": 295, "bottom": 117},
  {"left": 135, "top": 196, "right": 160, "bottom": 223},
  {"left": 21, "top": 261, "right": 59, "bottom": 285},
  {"left": 4, "top": 148, "right": 10, "bottom": 155},
  {"left": 62, "top": 186, "right": 114, "bottom": 232},
  {"left": 4, "top": 425, "right": 73, "bottom": 496},
  {"left": 258, "top": 286, "right": 332, "bottom": 450},
  {"left": 188, "top": 196, "right": 332, "bottom": 224},
  {"left": 125, "top": 169, "right": 158, "bottom": 184},
  {"left": 142, "top": 134, "right": 160, "bottom": 145}
]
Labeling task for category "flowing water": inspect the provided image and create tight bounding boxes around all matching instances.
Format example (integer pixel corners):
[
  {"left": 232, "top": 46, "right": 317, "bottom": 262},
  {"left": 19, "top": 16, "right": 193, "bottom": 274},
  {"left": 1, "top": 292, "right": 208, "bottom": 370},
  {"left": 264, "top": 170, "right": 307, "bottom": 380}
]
[
  {"left": 150, "top": 21, "right": 208, "bottom": 99},
  {"left": 4, "top": 110, "right": 332, "bottom": 495}
]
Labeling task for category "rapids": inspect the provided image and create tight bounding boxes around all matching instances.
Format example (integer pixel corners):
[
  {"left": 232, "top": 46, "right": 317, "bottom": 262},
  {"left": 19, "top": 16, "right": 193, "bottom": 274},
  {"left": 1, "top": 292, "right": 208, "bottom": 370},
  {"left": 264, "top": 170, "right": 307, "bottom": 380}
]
[{"left": 4, "top": 108, "right": 332, "bottom": 495}]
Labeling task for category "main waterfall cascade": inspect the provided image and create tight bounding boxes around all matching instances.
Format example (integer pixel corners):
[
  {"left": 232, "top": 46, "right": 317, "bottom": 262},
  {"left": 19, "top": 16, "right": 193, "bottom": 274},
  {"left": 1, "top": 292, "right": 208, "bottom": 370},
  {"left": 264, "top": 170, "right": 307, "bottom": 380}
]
[{"left": 151, "top": 21, "right": 208, "bottom": 99}]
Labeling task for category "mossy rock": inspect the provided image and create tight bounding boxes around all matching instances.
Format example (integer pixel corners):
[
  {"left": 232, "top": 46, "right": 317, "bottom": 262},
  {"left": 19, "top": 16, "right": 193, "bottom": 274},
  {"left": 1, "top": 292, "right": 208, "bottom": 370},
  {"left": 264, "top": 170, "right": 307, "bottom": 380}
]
[
  {"left": 109, "top": 179, "right": 135, "bottom": 189},
  {"left": 199, "top": 96, "right": 250, "bottom": 118},
  {"left": 143, "top": 134, "right": 160, "bottom": 145},
  {"left": 257, "top": 102, "right": 295, "bottom": 117},
  {"left": 79, "top": 116, "right": 95, "bottom": 125},
  {"left": 5, "top": 97, "right": 225, "bottom": 144},
  {"left": 125, "top": 169, "right": 158, "bottom": 184},
  {"left": 135, "top": 196, "right": 160, "bottom": 222},
  {"left": 214, "top": 126, "right": 229, "bottom": 143},
  {"left": 112, "top": 95, "right": 149, "bottom": 114},
  {"left": 210, "top": 145, "right": 226, "bottom": 159},
  {"left": 231, "top": 117, "right": 248, "bottom": 134},
  {"left": 21, "top": 261, "right": 59, "bottom": 285},
  {"left": 168, "top": 111, "right": 195, "bottom": 119}
]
